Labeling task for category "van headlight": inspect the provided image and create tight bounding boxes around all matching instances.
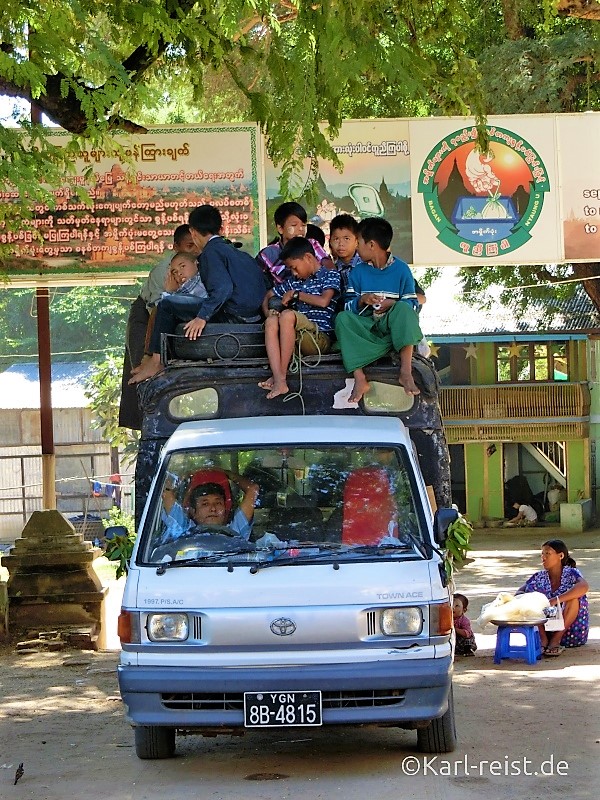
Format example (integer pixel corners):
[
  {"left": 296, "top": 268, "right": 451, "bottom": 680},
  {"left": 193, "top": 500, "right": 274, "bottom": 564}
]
[
  {"left": 381, "top": 607, "right": 423, "bottom": 635},
  {"left": 147, "top": 613, "right": 189, "bottom": 641}
]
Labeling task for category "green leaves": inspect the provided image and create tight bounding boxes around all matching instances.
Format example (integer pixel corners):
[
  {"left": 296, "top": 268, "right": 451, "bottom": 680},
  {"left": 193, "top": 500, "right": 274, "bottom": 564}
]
[
  {"left": 83, "top": 353, "right": 140, "bottom": 465},
  {"left": 0, "top": 0, "right": 598, "bottom": 215},
  {"left": 455, "top": 261, "right": 586, "bottom": 323},
  {"left": 104, "top": 527, "right": 136, "bottom": 579},
  {"left": 444, "top": 514, "right": 473, "bottom": 581}
]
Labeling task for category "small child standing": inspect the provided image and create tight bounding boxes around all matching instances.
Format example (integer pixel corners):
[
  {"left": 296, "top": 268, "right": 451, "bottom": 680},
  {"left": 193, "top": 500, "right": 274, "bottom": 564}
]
[
  {"left": 260, "top": 237, "right": 340, "bottom": 399},
  {"left": 453, "top": 593, "right": 477, "bottom": 656}
]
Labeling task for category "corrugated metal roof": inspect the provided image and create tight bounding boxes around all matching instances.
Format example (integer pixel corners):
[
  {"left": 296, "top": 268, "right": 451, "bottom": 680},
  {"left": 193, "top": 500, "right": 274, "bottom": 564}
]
[
  {"left": 0, "top": 362, "right": 95, "bottom": 409},
  {"left": 420, "top": 272, "right": 600, "bottom": 338}
]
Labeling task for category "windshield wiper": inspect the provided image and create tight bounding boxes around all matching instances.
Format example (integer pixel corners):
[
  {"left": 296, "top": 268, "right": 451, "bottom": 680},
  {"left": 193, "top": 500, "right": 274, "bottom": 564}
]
[
  {"left": 249, "top": 542, "right": 346, "bottom": 573},
  {"left": 155, "top": 546, "right": 255, "bottom": 574},
  {"left": 282, "top": 541, "right": 344, "bottom": 550},
  {"left": 345, "top": 533, "right": 429, "bottom": 558}
]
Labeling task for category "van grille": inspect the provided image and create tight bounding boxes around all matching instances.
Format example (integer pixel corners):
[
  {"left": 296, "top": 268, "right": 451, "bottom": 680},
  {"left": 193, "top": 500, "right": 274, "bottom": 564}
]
[
  {"left": 366, "top": 611, "right": 377, "bottom": 636},
  {"left": 161, "top": 689, "right": 406, "bottom": 711},
  {"left": 192, "top": 616, "right": 202, "bottom": 639}
]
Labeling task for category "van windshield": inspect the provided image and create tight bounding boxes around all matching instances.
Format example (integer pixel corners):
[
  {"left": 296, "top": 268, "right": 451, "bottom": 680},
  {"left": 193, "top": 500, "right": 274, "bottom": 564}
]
[{"left": 140, "top": 444, "right": 427, "bottom": 566}]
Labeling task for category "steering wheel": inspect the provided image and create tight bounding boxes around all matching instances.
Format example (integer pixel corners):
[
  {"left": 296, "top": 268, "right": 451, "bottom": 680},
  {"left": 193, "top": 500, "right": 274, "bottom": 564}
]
[
  {"left": 151, "top": 526, "right": 255, "bottom": 562},
  {"left": 187, "top": 523, "right": 239, "bottom": 538}
]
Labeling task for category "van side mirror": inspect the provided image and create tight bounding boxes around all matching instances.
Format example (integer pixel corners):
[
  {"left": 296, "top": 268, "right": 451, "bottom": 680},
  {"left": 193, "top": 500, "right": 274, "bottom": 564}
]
[
  {"left": 104, "top": 525, "right": 128, "bottom": 541},
  {"left": 433, "top": 508, "right": 459, "bottom": 545}
]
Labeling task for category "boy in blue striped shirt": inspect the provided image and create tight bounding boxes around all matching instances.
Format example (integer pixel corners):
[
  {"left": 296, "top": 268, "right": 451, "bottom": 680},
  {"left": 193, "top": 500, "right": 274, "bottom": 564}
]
[{"left": 260, "top": 237, "right": 340, "bottom": 400}]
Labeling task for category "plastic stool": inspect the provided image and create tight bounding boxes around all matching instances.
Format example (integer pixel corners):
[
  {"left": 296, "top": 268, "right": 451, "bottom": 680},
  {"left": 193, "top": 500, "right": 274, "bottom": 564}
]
[{"left": 493, "top": 623, "right": 542, "bottom": 665}]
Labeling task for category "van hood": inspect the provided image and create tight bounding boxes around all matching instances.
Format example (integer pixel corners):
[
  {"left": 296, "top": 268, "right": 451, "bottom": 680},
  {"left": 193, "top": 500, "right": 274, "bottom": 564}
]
[{"left": 126, "top": 559, "right": 444, "bottom": 610}]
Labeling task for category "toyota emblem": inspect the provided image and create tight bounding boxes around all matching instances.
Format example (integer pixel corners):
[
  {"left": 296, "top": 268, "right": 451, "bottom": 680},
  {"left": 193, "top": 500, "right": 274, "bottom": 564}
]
[{"left": 270, "top": 617, "right": 296, "bottom": 636}]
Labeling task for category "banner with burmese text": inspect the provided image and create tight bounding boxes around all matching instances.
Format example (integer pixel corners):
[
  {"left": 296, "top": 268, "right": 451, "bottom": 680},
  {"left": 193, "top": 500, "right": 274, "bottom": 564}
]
[
  {"left": 2, "top": 124, "right": 262, "bottom": 285},
  {"left": 264, "top": 113, "right": 599, "bottom": 268},
  {"left": 2, "top": 114, "right": 600, "bottom": 284}
]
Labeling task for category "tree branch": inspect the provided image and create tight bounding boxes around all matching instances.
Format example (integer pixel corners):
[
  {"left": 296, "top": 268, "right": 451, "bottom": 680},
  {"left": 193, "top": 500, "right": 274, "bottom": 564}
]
[
  {"left": 0, "top": 0, "right": 199, "bottom": 134},
  {"left": 0, "top": 0, "right": 299, "bottom": 135},
  {"left": 120, "top": 0, "right": 198, "bottom": 83},
  {"left": 561, "top": 71, "right": 600, "bottom": 108},
  {"left": 572, "top": 262, "right": 600, "bottom": 310},
  {"left": 557, "top": 0, "right": 600, "bottom": 21},
  {"left": 534, "top": 266, "right": 558, "bottom": 283}
]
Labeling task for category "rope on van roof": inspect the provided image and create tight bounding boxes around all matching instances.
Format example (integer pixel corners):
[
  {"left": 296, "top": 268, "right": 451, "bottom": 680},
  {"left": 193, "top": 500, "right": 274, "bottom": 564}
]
[{"left": 284, "top": 328, "right": 326, "bottom": 414}]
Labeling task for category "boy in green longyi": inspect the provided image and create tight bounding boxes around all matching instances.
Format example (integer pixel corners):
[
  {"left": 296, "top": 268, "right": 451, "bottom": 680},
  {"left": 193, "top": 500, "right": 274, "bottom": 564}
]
[{"left": 335, "top": 217, "right": 422, "bottom": 403}]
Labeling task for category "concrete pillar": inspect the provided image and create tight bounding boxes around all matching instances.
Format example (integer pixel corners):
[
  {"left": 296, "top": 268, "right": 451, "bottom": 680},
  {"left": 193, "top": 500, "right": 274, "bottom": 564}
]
[{"left": 3, "top": 510, "right": 107, "bottom": 646}]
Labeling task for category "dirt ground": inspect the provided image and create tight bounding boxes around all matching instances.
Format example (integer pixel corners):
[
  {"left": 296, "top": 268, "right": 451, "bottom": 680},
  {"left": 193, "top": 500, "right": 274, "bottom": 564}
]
[{"left": 1, "top": 526, "right": 599, "bottom": 800}]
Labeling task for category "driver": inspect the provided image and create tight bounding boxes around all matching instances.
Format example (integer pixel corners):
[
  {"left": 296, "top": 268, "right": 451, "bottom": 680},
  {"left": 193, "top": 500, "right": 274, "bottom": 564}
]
[{"left": 160, "top": 472, "right": 259, "bottom": 546}]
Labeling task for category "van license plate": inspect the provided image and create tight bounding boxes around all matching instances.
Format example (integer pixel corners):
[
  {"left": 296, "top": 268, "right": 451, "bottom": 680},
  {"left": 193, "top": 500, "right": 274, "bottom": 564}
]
[{"left": 244, "top": 691, "right": 322, "bottom": 727}]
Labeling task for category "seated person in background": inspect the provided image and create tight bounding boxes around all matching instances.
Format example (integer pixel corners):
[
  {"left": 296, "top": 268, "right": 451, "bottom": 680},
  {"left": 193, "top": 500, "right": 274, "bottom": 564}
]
[
  {"left": 260, "top": 237, "right": 340, "bottom": 399},
  {"left": 504, "top": 502, "right": 538, "bottom": 527},
  {"left": 306, "top": 223, "right": 326, "bottom": 247},
  {"left": 516, "top": 539, "right": 589, "bottom": 655},
  {"left": 161, "top": 471, "right": 259, "bottom": 545},
  {"left": 453, "top": 593, "right": 477, "bottom": 656},
  {"left": 547, "top": 484, "right": 567, "bottom": 514},
  {"left": 129, "top": 205, "right": 266, "bottom": 383},
  {"left": 257, "top": 201, "right": 333, "bottom": 287},
  {"left": 137, "top": 252, "right": 208, "bottom": 360},
  {"left": 335, "top": 217, "right": 423, "bottom": 402},
  {"left": 119, "top": 224, "right": 199, "bottom": 428},
  {"left": 328, "top": 213, "right": 361, "bottom": 294}
]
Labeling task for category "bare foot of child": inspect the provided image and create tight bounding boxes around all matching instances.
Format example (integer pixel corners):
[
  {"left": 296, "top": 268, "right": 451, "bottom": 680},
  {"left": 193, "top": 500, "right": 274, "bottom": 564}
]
[
  {"left": 128, "top": 355, "right": 163, "bottom": 384},
  {"left": 349, "top": 375, "right": 370, "bottom": 403},
  {"left": 399, "top": 367, "right": 420, "bottom": 396},
  {"left": 258, "top": 379, "right": 274, "bottom": 391},
  {"left": 266, "top": 380, "right": 289, "bottom": 399}
]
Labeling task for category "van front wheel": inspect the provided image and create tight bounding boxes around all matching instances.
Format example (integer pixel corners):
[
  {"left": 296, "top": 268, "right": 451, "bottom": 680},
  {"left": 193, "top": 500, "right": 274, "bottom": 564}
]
[
  {"left": 416, "top": 686, "right": 457, "bottom": 753},
  {"left": 134, "top": 726, "right": 176, "bottom": 759}
]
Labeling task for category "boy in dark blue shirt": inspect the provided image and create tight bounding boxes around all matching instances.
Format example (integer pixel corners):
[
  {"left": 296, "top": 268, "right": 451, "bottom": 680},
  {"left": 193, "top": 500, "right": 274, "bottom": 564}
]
[
  {"left": 260, "top": 237, "right": 340, "bottom": 399},
  {"left": 329, "top": 213, "right": 361, "bottom": 286},
  {"left": 130, "top": 205, "right": 265, "bottom": 384}
]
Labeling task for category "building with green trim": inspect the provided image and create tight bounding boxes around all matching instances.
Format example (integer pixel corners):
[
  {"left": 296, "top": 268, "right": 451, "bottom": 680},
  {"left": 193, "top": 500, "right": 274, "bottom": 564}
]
[{"left": 422, "top": 277, "right": 599, "bottom": 526}]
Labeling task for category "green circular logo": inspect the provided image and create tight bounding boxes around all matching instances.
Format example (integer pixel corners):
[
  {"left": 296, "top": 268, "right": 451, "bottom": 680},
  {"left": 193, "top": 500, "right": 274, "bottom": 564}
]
[{"left": 418, "top": 125, "right": 549, "bottom": 258}]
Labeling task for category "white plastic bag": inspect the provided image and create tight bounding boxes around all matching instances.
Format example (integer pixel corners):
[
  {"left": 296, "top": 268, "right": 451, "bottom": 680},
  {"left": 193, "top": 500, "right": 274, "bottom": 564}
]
[{"left": 475, "top": 591, "right": 549, "bottom": 631}]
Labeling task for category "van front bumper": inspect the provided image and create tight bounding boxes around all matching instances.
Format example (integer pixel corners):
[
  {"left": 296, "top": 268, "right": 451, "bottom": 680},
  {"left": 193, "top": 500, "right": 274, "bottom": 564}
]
[{"left": 118, "top": 656, "right": 453, "bottom": 728}]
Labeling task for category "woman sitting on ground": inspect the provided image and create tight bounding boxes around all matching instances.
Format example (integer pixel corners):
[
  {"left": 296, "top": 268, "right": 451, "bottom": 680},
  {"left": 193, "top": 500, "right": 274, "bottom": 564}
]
[{"left": 516, "top": 539, "right": 589, "bottom": 656}]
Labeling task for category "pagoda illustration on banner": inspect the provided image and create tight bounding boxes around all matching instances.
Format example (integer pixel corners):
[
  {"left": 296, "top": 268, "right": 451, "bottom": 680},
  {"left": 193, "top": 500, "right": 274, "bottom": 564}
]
[{"left": 436, "top": 144, "right": 532, "bottom": 244}]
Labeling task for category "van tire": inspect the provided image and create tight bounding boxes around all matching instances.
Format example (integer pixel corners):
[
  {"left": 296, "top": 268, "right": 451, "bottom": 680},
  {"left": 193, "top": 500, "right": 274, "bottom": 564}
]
[
  {"left": 416, "top": 686, "right": 457, "bottom": 753},
  {"left": 134, "top": 726, "right": 176, "bottom": 759}
]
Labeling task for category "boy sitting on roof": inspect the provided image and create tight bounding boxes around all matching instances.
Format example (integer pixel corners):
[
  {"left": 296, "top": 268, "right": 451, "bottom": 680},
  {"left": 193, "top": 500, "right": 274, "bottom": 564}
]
[
  {"left": 260, "top": 236, "right": 340, "bottom": 400},
  {"left": 335, "top": 217, "right": 422, "bottom": 403}
]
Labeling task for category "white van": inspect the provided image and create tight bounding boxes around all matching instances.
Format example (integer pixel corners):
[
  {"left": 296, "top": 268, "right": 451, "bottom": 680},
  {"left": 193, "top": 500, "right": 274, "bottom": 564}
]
[{"left": 117, "top": 413, "right": 457, "bottom": 759}]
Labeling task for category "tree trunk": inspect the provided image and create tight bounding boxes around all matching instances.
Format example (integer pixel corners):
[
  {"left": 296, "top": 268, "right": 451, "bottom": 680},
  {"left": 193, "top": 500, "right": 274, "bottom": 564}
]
[
  {"left": 501, "top": 0, "right": 526, "bottom": 39},
  {"left": 572, "top": 262, "right": 600, "bottom": 312}
]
